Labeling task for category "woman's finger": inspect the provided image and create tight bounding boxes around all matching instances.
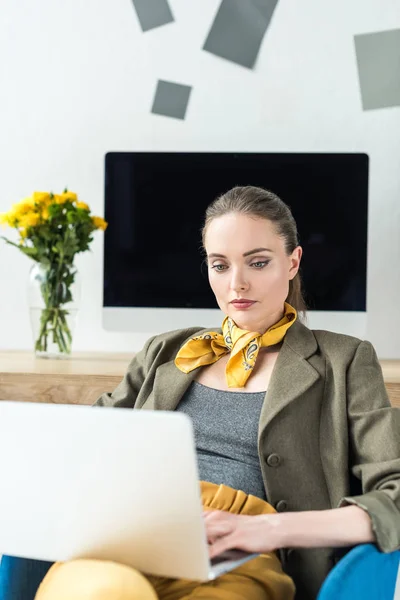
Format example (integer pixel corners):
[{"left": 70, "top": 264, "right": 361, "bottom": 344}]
[
  {"left": 208, "top": 533, "right": 238, "bottom": 559},
  {"left": 203, "top": 509, "right": 225, "bottom": 521},
  {"left": 205, "top": 519, "right": 232, "bottom": 541}
]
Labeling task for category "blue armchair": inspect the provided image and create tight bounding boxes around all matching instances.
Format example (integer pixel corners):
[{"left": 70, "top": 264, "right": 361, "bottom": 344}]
[
  {"left": 0, "top": 555, "right": 53, "bottom": 600},
  {"left": 1, "top": 544, "right": 399, "bottom": 600},
  {"left": 317, "top": 544, "right": 400, "bottom": 600}
]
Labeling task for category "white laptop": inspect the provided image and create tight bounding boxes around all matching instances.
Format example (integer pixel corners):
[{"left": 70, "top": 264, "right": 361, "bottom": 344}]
[{"left": 0, "top": 401, "right": 257, "bottom": 580}]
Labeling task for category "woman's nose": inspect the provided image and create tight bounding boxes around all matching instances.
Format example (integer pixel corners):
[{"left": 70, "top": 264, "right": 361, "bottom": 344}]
[{"left": 230, "top": 270, "right": 249, "bottom": 293}]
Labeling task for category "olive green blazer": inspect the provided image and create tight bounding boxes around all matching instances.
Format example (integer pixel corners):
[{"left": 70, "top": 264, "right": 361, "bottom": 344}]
[{"left": 96, "top": 320, "right": 400, "bottom": 600}]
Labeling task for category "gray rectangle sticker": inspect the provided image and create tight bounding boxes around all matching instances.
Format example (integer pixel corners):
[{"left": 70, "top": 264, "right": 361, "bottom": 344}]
[
  {"left": 132, "top": 0, "right": 174, "bottom": 32},
  {"left": 203, "top": 0, "right": 279, "bottom": 69}
]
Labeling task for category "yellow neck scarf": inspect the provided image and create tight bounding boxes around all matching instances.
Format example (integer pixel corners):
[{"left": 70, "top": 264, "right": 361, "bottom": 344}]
[{"left": 175, "top": 302, "right": 297, "bottom": 388}]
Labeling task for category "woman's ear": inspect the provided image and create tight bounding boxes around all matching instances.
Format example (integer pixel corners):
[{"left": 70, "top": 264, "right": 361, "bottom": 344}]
[{"left": 289, "top": 246, "right": 302, "bottom": 280}]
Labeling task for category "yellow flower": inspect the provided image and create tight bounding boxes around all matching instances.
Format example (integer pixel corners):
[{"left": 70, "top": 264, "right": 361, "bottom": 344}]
[
  {"left": 0, "top": 212, "right": 9, "bottom": 226},
  {"left": 60, "top": 191, "right": 78, "bottom": 203},
  {"left": 41, "top": 206, "right": 51, "bottom": 220},
  {"left": 7, "top": 199, "right": 39, "bottom": 226},
  {"left": 92, "top": 216, "right": 108, "bottom": 231},
  {"left": 15, "top": 200, "right": 36, "bottom": 216},
  {"left": 18, "top": 213, "right": 40, "bottom": 228},
  {"left": 19, "top": 228, "right": 28, "bottom": 239},
  {"left": 5, "top": 206, "right": 21, "bottom": 227},
  {"left": 32, "top": 192, "right": 51, "bottom": 206},
  {"left": 76, "top": 201, "right": 90, "bottom": 211},
  {"left": 8, "top": 203, "right": 21, "bottom": 217}
]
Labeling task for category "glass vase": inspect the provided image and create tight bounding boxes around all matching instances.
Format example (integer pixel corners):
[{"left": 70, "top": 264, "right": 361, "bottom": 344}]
[{"left": 28, "top": 262, "right": 81, "bottom": 359}]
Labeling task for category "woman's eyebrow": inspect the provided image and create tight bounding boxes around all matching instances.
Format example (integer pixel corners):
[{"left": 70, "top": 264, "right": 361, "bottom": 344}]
[
  {"left": 208, "top": 248, "right": 273, "bottom": 259},
  {"left": 243, "top": 247, "right": 273, "bottom": 257}
]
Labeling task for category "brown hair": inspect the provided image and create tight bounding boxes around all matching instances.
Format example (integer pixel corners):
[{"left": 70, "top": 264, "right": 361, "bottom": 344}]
[{"left": 201, "top": 185, "right": 307, "bottom": 317}]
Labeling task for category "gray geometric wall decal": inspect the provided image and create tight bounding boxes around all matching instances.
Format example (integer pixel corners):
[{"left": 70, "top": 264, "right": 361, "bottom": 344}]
[
  {"left": 151, "top": 80, "right": 192, "bottom": 120},
  {"left": 131, "top": 0, "right": 174, "bottom": 32},
  {"left": 203, "top": 0, "right": 279, "bottom": 69},
  {"left": 354, "top": 29, "right": 400, "bottom": 111}
]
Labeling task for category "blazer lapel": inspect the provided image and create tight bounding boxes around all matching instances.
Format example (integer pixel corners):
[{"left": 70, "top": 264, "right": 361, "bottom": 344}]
[
  {"left": 258, "top": 321, "right": 320, "bottom": 435},
  {"left": 149, "top": 360, "right": 198, "bottom": 411},
  {"left": 147, "top": 325, "right": 223, "bottom": 412}
]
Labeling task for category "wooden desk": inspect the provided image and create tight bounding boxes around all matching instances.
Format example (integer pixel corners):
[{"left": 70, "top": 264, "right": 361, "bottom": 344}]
[
  {"left": 0, "top": 351, "right": 132, "bottom": 406},
  {"left": 0, "top": 351, "right": 400, "bottom": 408}
]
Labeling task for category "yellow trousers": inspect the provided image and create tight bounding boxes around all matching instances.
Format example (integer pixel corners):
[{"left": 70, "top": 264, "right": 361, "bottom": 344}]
[{"left": 35, "top": 482, "right": 295, "bottom": 600}]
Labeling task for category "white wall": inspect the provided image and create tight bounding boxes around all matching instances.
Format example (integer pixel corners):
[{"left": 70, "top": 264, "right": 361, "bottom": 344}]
[{"left": 0, "top": 0, "right": 399, "bottom": 357}]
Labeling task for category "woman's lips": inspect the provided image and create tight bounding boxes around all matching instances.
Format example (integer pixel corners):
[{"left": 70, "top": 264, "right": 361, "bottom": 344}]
[{"left": 230, "top": 300, "right": 256, "bottom": 310}]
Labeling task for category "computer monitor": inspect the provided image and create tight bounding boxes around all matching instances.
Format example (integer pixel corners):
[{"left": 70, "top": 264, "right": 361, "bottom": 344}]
[{"left": 103, "top": 152, "right": 368, "bottom": 336}]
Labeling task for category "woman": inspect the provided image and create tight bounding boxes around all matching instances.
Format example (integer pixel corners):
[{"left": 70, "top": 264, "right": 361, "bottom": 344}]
[{"left": 35, "top": 186, "right": 400, "bottom": 600}]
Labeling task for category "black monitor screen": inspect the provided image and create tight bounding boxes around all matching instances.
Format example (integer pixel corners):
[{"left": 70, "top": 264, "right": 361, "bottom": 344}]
[{"left": 104, "top": 152, "right": 368, "bottom": 311}]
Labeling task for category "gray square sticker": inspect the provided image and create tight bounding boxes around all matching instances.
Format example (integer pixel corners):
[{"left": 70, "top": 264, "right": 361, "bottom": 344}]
[
  {"left": 203, "top": 0, "right": 279, "bottom": 69},
  {"left": 151, "top": 80, "right": 192, "bottom": 120},
  {"left": 131, "top": 0, "right": 174, "bottom": 32},
  {"left": 354, "top": 28, "right": 400, "bottom": 111}
]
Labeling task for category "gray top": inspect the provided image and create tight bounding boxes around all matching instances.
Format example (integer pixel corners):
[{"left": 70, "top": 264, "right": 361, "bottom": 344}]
[{"left": 175, "top": 381, "right": 267, "bottom": 500}]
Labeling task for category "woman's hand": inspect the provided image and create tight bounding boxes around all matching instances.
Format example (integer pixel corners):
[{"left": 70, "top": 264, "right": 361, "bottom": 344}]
[
  {"left": 204, "top": 505, "right": 375, "bottom": 559},
  {"left": 203, "top": 510, "right": 282, "bottom": 558}
]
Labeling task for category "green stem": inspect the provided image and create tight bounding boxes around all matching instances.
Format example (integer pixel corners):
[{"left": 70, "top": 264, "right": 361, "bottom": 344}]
[{"left": 34, "top": 262, "right": 75, "bottom": 355}]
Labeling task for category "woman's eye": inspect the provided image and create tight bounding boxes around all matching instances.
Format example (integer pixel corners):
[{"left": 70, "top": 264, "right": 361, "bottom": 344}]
[
  {"left": 250, "top": 261, "right": 269, "bottom": 269},
  {"left": 211, "top": 264, "right": 228, "bottom": 272}
]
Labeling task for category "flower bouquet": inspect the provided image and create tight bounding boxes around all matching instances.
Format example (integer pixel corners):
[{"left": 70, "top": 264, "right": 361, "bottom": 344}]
[{"left": 0, "top": 190, "right": 107, "bottom": 357}]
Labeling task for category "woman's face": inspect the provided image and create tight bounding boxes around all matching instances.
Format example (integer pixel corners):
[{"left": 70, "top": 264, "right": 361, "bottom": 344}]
[{"left": 205, "top": 213, "right": 302, "bottom": 332}]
